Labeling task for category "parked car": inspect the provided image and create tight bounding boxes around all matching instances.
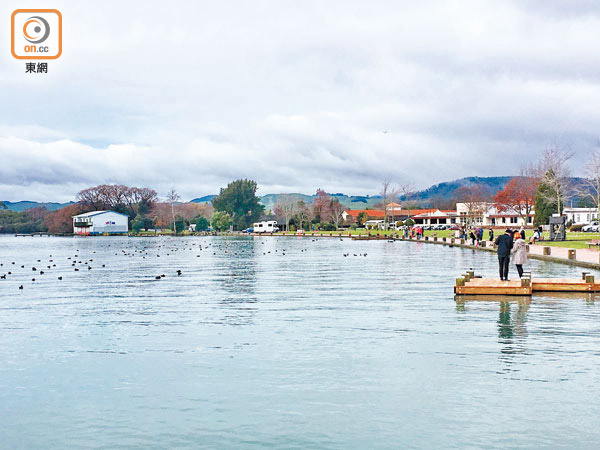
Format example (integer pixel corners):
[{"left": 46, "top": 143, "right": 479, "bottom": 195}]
[
  {"left": 582, "top": 222, "right": 599, "bottom": 232},
  {"left": 449, "top": 224, "right": 460, "bottom": 230}
]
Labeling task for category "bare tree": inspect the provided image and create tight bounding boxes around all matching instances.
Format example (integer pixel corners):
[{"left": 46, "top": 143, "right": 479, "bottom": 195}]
[
  {"left": 274, "top": 194, "right": 297, "bottom": 231},
  {"left": 455, "top": 184, "right": 491, "bottom": 225},
  {"left": 535, "top": 145, "right": 574, "bottom": 215},
  {"left": 580, "top": 146, "right": 600, "bottom": 218},
  {"left": 380, "top": 179, "right": 399, "bottom": 230},
  {"left": 77, "top": 184, "right": 157, "bottom": 215},
  {"left": 329, "top": 198, "right": 345, "bottom": 229},
  {"left": 295, "top": 200, "right": 312, "bottom": 231},
  {"left": 398, "top": 182, "right": 416, "bottom": 219},
  {"left": 166, "top": 188, "right": 180, "bottom": 234}
]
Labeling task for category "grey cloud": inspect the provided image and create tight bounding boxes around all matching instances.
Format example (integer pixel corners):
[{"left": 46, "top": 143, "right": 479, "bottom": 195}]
[{"left": 0, "top": 0, "right": 599, "bottom": 201}]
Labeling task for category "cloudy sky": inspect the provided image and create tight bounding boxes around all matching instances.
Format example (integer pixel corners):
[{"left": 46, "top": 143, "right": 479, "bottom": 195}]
[{"left": 1, "top": 0, "right": 599, "bottom": 202}]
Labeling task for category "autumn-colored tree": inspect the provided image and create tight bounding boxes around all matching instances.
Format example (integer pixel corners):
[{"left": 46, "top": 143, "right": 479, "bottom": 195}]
[
  {"left": 25, "top": 206, "right": 49, "bottom": 222},
  {"left": 312, "top": 189, "right": 332, "bottom": 222},
  {"left": 494, "top": 177, "right": 537, "bottom": 225},
  {"left": 149, "top": 202, "right": 213, "bottom": 230},
  {"left": 44, "top": 203, "right": 87, "bottom": 233},
  {"left": 77, "top": 184, "right": 157, "bottom": 218}
]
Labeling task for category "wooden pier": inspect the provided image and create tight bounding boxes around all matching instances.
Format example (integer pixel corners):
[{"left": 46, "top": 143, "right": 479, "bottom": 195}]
[
  {"left": 531, "top": 276, "right": 600, "bottom": 292},
  {"left": 455, "top": 271, "right": 599, "bottom": 296},
  {"left": 455, "top": 277, "right": 532, "bottom": 296}
]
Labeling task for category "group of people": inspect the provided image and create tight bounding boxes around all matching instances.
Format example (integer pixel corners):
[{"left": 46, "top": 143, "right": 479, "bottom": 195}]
[
  {"left": 455, "top": 226, "right": 490, "bottom": 247},
  {"left": 406, "top": 226, "right": 424, "bottom": 239},
  {"left": 495, "top": 228, "right": 528, "bottom": 280}
]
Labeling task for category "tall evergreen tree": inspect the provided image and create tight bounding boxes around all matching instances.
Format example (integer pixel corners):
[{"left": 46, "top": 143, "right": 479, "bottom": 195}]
[
  {"left": 534, "top": 171, "right": 560, "bottom": 226},
  {"left": 212, "top": 179, "right": 264, "bottom": 230}
]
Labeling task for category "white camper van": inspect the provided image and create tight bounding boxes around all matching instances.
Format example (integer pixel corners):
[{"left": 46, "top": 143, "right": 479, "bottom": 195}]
[{"left": 253, "top": 220, "right": 279, "bottom": 233}]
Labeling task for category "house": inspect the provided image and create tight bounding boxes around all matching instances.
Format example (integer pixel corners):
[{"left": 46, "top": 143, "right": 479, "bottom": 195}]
[
  {"left": 342, "top": 209, "right": 385, "bottom": 223},
  {"left": 72, "top": 211, "right": 129, "bottom": 235},
  {"left": 411, "top": 209, "right": 459, "bottom": 225},
  {"left": 456, "top": 202, "right": 534, "bottom": 227},
  {"left": 563, "top": 207, "right": 599, "bottom": 225},
  {"left": 385, "top": 204, "right": 440, "bottom": 222}
]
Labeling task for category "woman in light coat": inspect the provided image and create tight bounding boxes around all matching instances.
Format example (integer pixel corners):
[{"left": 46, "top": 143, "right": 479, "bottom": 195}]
[{"left": 512, "top": 231, "right": 528, "bottom": 278}]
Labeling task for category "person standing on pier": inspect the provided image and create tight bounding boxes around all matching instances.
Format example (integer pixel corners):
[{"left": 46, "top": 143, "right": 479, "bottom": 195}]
[
  {"left": 495, "top": 229, "right": 514, "bottom": 281},
  {"left": 512, "top": 231, "right": 528, "bottom": 278}
]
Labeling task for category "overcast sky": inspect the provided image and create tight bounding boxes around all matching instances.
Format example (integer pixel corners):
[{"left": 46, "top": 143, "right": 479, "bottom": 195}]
[{"left": 1, "top": 0, "right": 599, "bottom": 202}]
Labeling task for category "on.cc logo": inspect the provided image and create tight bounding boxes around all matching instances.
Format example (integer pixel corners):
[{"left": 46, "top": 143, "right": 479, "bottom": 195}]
[{"left": 23, "top": 16, "right": 50, "bottom": 44}]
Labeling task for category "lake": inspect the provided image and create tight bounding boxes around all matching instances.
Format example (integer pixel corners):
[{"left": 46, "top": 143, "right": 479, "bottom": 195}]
[{"left": 1, "top": 235, "right": 600, "bottom": 449}]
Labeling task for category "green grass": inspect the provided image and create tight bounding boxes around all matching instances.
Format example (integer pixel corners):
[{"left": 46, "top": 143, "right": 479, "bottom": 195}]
[{"left": 276, "top": 228, "right": 600, "bottom": 250}]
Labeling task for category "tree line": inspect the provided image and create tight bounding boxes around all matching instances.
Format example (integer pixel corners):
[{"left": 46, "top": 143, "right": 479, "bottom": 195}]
[{"left": 2, "top": 145, "right": 600, "bottom": 234}]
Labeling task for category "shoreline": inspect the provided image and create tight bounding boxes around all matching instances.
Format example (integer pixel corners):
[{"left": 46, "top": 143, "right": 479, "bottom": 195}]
[
  {"left": 256, "top": 231, "right": 600, "bottom": 271},
  {"left": 4, "top": 231, "right": 600, "bottom": 271}
]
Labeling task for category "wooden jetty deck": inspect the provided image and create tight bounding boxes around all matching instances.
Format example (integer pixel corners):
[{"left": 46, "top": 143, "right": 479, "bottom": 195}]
[
  {"left": 455, "top": 278, "right": 532, "bottom": 296},
  {"left": 455, "top": 271, "right": 599, "bottom": 296},
  {"left": 531, "top": 277, "right": 600, "bottom": 292}
]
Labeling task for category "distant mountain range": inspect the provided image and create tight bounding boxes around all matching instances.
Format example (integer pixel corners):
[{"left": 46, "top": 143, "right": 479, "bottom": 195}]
[
  {"left": 0, "top": 200, "right": 73, "bottom": 212},
  {"left": 2, "top": 176, "right": 590, "bottom": 213}
]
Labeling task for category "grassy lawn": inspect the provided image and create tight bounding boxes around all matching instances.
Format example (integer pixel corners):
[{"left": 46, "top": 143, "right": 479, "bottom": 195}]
[{"left": 277, "top": 228, "right": 600, "bottom": 250}]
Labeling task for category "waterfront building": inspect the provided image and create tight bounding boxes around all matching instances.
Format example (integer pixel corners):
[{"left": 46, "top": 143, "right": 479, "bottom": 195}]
[{"left": 72, "top": 211, "right": 129, "bottom": 235}]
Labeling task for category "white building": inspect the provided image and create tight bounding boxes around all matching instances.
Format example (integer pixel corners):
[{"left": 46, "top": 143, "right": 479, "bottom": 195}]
[
  {"left": 411, "top": 209, "right": 458, "bottom": 225},
  {"left": 365, "top": 219, "right": 385, "bottom": 230},
  {"left": 456, "top": 202, "right": 534, "bottom": 227},
  {"left": 72, "top": 211, "right": 129, "bottom": 235},
  {"left": 563, "top": 207, "right": 599, "bottom": 225}
]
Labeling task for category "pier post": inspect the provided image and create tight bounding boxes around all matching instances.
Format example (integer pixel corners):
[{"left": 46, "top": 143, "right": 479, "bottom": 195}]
[
  {"left": 543, "top": 247, "right": 551, "bottom": 256},
  {"left": 568, "top": 249, "right": 576, "bottom": 260}
]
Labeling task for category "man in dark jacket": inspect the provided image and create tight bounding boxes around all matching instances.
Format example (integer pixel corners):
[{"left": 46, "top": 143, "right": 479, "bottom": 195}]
[{"left": 495, "top": 229, "right": 514, "bottom": 280}]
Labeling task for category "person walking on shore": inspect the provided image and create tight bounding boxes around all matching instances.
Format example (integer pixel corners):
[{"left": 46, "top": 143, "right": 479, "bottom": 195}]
[
  {"left": 495, "top": 228, "right": 514, "bottom": 281},
  {"left": 512, "top": 231, "right": 528, "bottom": 278},
  {"left": 488, "top": 228, "right": 494, "bottom": 242}
]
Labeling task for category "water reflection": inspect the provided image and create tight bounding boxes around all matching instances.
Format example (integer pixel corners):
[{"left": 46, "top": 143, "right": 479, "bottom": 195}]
[
  {"left": 455, "top": 296, "right": 531, "bottom": 369},
  {"left": 213, "top": 238, "right": 258, "bottom": 326},
  {"left": 497, "top": 299, "right": 530, "bottom": 369}
]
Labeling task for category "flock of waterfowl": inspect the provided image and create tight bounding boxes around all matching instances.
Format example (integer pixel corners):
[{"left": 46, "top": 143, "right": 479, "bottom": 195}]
[{"left": 1, "top": 237, "right": 370, "bottom": 291}]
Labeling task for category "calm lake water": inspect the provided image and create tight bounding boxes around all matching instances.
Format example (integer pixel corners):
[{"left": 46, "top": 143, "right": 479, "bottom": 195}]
[{"left": 1, "top": 235, "right": 600, "bottom": 449}]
